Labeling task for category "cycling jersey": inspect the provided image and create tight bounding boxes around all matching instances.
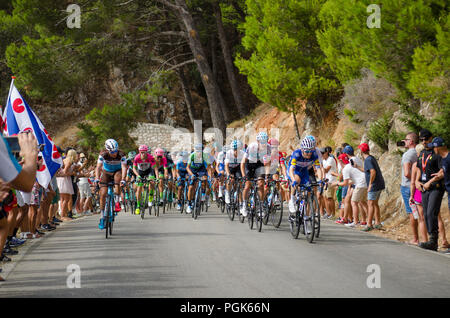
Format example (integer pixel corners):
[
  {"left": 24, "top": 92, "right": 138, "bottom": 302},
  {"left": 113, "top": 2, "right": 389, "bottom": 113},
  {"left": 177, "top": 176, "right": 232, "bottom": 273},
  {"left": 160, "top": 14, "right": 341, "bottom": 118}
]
[
  {"left": 133, "top": 154, "right": 155, "bottom": 172},
  {"left": 176, "top": 161, "right": 188, "bottom": 177},
  {"left": 216, "top": 151, "right": 226, "bottom": 172},
  {"left": 98, "top": 150, "right": 127, "bottom": 173},
  {"left": 225, "top": 149, "right": 246, "bottom": 168},
  {"left": 289, "top": 149, "right": 322, "bottom": 185},
  {"left": 188, "top": 152, "right": 208, "bottom": 170},
  {"left": 244, "top": 142, "right": 271, "bottom": 164}
]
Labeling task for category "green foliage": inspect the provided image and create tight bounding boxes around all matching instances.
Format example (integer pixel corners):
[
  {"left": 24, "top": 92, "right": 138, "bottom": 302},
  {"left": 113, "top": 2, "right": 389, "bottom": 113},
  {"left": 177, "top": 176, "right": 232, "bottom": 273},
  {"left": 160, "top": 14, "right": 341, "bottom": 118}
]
[
  {"left": 317, "top": 0, "right": 445, "bottom": 94},
  {"left": 77, "top": 93, "right": 144, "bottom": 153},
  {"left": 398, "top": 99, "right": 450, "bottom": 145},
  {"left": 367, "top": 113, "right": 393, "bottom": 151},
  {"left": 235, "top": 0, "right": 339, "bottom": 120},
  {"left": 407, "top": 14, "right": 449, "bottom": 108},
  {"left": 343, "top": 109, "right": 360, "bottom": 124},
  {"left": 343, "top": 128, "right": 359, "bottom": 149}
]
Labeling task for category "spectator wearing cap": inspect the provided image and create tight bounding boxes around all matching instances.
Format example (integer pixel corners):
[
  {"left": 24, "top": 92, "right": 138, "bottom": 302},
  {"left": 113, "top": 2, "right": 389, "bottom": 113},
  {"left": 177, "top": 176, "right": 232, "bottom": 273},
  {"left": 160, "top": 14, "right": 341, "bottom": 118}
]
[
  {"left": 414, "top": 129, "right": 446, "bottom": 251},
  {"left": 334, "top": 154, "right": 352, "bottom": 224},
  {"left": 321, "top": 147, "right": 338, "bottom": 219},
  {"left": 356, "top": 143, "right": 385, "bottom": 231},
  {"left": 399, "top": 132, "right": 422, "bottom": 244},
  {"left": 334, "top": 149, "right": 368, "bottom": 228},
  {"left": 427, "top": 137, "right": 450, "bottom": 253}
]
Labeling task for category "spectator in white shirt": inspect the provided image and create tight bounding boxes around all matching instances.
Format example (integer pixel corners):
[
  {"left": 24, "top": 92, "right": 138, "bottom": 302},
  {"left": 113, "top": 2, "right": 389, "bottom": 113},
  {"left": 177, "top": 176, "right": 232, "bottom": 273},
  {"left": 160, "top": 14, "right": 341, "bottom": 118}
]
[{"left": 321, "top": 147, "right": 338, "bottom": 219}]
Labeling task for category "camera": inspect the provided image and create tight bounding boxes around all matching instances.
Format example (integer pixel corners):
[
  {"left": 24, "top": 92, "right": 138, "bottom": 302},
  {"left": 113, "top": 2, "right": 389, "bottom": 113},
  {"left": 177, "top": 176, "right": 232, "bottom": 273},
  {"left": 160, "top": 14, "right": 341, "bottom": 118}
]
[
  {"left": 396, "top": 141, "right": 406, "bottom": 147},
  {"left": 350, "top": 159, "right": 355, "bottom": 167}
]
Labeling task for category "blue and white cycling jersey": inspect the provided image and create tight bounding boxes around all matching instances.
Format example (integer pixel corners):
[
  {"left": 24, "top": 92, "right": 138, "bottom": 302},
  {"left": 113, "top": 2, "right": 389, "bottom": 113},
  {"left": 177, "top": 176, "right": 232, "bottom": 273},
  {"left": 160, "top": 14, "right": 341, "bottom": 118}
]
[
  {"left": 176, "top": 161, "right": 188, "bottom": 177},
  {"left": 288, "top": 149, "right": 321, "bottom": 172},
  {"left": 97, "top": 150, "right": 127, "bottom": 173}
]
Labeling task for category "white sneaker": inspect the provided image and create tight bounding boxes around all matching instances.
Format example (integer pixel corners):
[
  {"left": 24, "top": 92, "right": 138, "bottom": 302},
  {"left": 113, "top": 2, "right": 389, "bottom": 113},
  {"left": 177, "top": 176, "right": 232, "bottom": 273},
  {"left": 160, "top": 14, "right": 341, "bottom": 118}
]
[
  {"left": 289, "top": 199, "right": 296, "bottom": 213},
  {"left": 345, "top": 222, "right": 357, "bottom": 228},
  {"left": 176, "top": 204, "right": 181, "bottom": 210},
  {"left": 225, "top": 192, "right": 230, "bottom": 204},
  {"left": 240, "top": 205, "right": 248, "bottom": 217},
  {"left": 186, "top": 206, "right": 192, "bottom": 214}
]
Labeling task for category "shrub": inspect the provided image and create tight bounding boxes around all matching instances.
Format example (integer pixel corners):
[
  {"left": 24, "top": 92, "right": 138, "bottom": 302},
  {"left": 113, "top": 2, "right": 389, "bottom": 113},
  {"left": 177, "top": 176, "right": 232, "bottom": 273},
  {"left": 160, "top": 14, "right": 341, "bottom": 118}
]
[{"left": 367, "top": 113, "right": 392, "bottom": 151}]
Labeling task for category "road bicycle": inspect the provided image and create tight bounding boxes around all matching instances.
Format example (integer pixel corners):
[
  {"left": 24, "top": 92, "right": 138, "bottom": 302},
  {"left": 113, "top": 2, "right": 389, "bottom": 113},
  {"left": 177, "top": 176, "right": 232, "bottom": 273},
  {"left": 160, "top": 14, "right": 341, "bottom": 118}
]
[
  {"left": 225, "top": 176, "right": 241, "bottom": 221},
  {"left": 103, "top": 181, "right": 117, "bottom": 239},
  {"left": 264, "top": 178, "right": 287, "bottom": 228},
  {"left": 289, "top": 181, "right": 323, "bottom": 243},
  {"left": 190, "top": 175, "right": 208, "bottom": 220},
  {"left": 244, "top": 177, "right": 264, "bottom": 232}
]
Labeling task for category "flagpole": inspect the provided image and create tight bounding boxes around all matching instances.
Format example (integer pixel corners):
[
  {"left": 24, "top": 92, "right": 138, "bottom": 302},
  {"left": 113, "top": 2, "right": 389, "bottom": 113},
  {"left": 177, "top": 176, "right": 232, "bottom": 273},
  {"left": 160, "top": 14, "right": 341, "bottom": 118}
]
[{"left": 3, "top": 76, "right": 15, "bottom": 121}]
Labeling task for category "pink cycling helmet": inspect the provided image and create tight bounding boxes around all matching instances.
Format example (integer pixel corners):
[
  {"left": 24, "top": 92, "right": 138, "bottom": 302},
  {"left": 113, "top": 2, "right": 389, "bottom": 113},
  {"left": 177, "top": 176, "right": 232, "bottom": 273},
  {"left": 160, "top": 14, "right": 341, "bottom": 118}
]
[
  {"left": 155, "top": 148, "right": 164, "bottom": 157},
  {"left": 139, "top": 145, "right": 148, "bottom": 152},
  {"left": 268, "top": 138, "right": 279, "bottom": 147}
]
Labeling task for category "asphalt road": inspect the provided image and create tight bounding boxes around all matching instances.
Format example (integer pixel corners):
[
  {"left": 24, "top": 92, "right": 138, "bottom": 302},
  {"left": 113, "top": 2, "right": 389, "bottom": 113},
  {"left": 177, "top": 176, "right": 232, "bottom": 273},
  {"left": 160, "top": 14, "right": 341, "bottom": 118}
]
[{"left": 1, "top": 203, "right": 449, "bottom": 298}]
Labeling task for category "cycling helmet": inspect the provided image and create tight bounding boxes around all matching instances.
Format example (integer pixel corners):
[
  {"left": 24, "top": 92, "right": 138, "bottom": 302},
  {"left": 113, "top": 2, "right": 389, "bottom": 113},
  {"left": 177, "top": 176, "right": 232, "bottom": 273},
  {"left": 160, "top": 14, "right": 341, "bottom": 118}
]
[
  {"left": 128, "top": 151, "right": 136, "bottom": 159},
  {"left": 230, "top": 139, "right": 243, "bottom": 150},
  {"left": 138, "top": 144, "right": 148, "bottom": 152},
  {"left": 194, "top": 143, "right": 203, "bottom": 152},
  {"left": 256, "top": 132, "right": 269, "bottom": 144},
  {"left": 300, "top": 137, "right": 315, "bottom": 151},
  {"left": 105, "top": 139, "right": 119, "bottom": 152},
  {"left": 305, "top": 135, "right": 316, "bottom": 147},
  {"left": 268, "top": 138, "right": 279, "bottom": 147},
  {"left": 155, "top": 148, "right": 164, "bottom": 157}
]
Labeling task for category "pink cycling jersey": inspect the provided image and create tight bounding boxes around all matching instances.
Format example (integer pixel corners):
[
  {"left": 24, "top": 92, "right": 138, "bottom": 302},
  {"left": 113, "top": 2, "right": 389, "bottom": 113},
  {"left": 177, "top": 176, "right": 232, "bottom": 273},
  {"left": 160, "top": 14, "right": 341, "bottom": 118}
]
[
  {"left": 154, "top": 156, "right": 168, "bottom": 169},
  {"left": 133, "top": 154, "right": 155, "bottom": 171}
]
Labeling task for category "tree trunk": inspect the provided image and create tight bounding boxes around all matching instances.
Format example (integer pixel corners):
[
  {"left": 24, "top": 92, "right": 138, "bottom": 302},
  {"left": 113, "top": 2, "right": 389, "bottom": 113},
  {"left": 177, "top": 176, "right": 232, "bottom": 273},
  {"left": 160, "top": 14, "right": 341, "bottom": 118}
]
[
  {"left": 292, "top": 111, "right": 301, "bottom": 142},
  {"left": 174, "top": 0, "right": 227, "bottom": 136},
  {"left": 176, "top": 67, "right": 196, "bottom": 129},
  {"left": 211, "top": 32, "right": 218, "bottom": 81},
  {"left": 213, "top": 1, "right": 248, "bottom": 118}
]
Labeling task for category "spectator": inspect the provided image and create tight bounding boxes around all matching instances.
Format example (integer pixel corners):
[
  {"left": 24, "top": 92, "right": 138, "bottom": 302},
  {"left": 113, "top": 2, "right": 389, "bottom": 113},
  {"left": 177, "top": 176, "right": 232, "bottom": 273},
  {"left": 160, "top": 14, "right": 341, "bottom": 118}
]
[
  {"left": 77, "top": 164, "right": 93, "bottom": 216},
  {"left": 334, "top": 154, "right": 352, "bottom": 224},
  {"left": 334, "top": 150, "right": 368, "bottom": 228},
  {"left": 427, "top": 137, "right": 450, "bottom": 253},
  {"left": 57, "top": 149, "right": 78, "bottom": 221},
  {"left": 398, "top": 133, "right": 421, "bottom": 244},
  {"left": 415, "top": 129, "right": 446, "bottom": 251},
  {"left": 321, "top": 147, "right": 337, "bottom": 219},
  {"left": 0, "top": 132, "right": 38, "bottom": 277},
  {"left": 357, "top": 143, "right": 385, "bottom": 231}
]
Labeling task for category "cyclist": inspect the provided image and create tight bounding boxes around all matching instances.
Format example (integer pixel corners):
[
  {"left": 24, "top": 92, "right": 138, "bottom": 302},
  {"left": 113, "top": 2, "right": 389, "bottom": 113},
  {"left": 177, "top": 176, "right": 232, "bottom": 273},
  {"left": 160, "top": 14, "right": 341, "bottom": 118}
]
[
  {"left": 215, "top": 145, "right": 228, "bottom": 201},
  {"left": 240, "top": 132, "right": 271, "bottom": 217},
  {"left": 224, "top": 139, "right": 245, "bottom": 204},
  {"left": 95, "top": 139, "right": 127, "bottom": 230},
  {"left": 175, "top": 151, "right": 189, "bottom": 210},
  {"left": 133, "top": 145, "right": 155, "bottom": 214},
  {"left": 153, "top": 148, "right": 169, "bottom": 206},
  {"left": 288, "top": 136, "right": 325, "bottom": 234},
  {"left": 267, "top": 138, "right": 287, "bottom": 205},
  {"left": 186, "top": 143, "right": 211, "bottom": 214},
  {"left": 165, "top": 150, "right": 177, "bottom": 204},
  {"left": 124, "top": 151, "right": 137, "bottom": 199}
]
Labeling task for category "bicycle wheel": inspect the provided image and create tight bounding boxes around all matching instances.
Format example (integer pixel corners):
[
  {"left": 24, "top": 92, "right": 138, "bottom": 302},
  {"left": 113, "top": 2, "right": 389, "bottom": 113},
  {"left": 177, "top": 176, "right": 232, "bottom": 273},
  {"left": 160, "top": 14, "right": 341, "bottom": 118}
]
[
  {"left": 312, "top": 193, "right": 320, "bottom": 238},
  {"left": 305, "top": 195, "right": 315, "bottom": 243},
  {"left": 162, "top": 187, "right": 167, "bottom": 214},
  {"left": 193, "top": 185, "right": 201, "bottom": 220},
  {"left": 255, "top": 192, "right": 263, "bottom": 232},
  {"left": 155, "top": 186, "right": 160, "bottom": 217},
  {"left": 289, "top": 203, "right": 301, "bottom": 239},
  {"left": 247, "top": 198, "right": 254, "bottom": 230},
  {"left": 271, "top": 189, "right": 283, "bottom": 228},
  {"left": 262, "top": 196, "right": 270, "bottom": 225}
]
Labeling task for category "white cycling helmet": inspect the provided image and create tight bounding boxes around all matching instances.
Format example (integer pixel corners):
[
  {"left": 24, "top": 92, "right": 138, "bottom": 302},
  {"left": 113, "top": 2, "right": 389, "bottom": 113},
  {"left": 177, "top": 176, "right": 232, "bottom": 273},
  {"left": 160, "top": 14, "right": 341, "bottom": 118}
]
[
  {"left": 300, "top": 137, "right": 315, "bottom": 151},
  {"left": 105, "top": 139, "right": 119, "bottom": 152},
  {"left": 256, "top": 132, "right": 269, "bottom": 144},
  {"left": 305, "top": 135, "right": 316, "bottom": 148},
  {"left": 194, "top": 143, "right": 203, "bottom": 152}
]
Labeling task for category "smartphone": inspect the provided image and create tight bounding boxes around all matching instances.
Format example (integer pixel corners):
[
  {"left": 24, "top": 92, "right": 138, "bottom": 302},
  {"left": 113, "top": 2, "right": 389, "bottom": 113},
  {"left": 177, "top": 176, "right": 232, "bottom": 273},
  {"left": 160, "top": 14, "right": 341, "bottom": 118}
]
[
  {"left": 396, "top": 141, "right": 405, "bottom": 147},
  {"left": 4, "top": 136, "right": 20, "bottom": 153}
]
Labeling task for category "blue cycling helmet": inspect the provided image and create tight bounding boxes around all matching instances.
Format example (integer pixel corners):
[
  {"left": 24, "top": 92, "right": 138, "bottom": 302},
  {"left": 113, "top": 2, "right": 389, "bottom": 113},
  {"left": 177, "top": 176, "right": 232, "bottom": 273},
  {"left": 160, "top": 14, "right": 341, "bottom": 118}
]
[
  {"left": 230, "top": 139, "right": 243, "bottom": 150},
  {"left": 256, "top": 131, "right": 269, "bottom": 144}
]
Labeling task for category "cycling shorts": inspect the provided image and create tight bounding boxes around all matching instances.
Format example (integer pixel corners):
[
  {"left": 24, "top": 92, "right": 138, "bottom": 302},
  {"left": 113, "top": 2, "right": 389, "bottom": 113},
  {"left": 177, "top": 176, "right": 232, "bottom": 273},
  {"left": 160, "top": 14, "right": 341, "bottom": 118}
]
[
  {"left": 245, "top": 162, "right": 265, "bottom": 180},
  {"left": 100, "top": 169, "right": 121, "bottom": 187},
  {"left": 228, "top": 166, "right": 242, "bottom": 179}
]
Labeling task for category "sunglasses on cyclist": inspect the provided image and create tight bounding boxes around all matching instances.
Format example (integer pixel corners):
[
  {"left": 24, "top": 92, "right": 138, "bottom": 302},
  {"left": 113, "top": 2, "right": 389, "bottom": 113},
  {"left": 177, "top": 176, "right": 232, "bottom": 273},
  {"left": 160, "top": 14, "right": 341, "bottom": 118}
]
[{"left": 302, "top": 149, "right": 314, "bottom": 154}]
